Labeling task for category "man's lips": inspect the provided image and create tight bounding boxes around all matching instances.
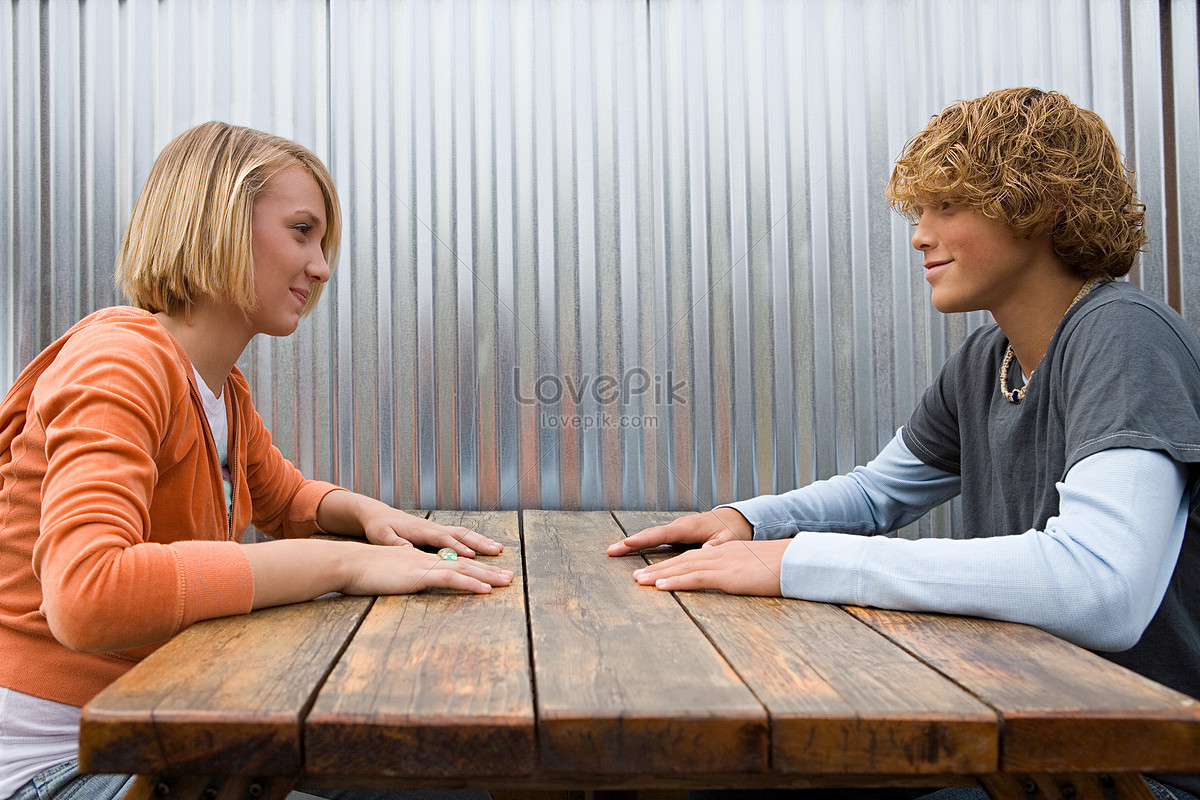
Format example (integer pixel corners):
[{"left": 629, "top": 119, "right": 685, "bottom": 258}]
[{"left": 923, "top": 259, "right": 951, "bottom": 279}]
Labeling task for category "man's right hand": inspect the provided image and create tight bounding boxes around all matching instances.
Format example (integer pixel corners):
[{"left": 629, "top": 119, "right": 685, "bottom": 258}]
[{"left": 606, "top": 506, "right": 753, "bottom": 556}]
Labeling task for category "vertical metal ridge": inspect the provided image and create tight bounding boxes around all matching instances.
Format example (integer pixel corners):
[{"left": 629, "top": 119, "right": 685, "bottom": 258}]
[{"left": 4, "top": 0, "right": 1193, "bottom": 534}]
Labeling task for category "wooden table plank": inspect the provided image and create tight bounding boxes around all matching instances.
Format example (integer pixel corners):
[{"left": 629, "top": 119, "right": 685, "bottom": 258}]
[
  {"left": 303, "top": 511, "right": 535, "bottom": 782},
  {"left": 80, "top": 594, "right": 372, "bottom": 776},
  {"left": 846, "top": 607, "right": 1200, "bottom": 774},
  {"left": 524, "top": 510, "right": 767, "bottom": 776},
  {"left": 616, "top": 511, "right": 999, "bottom": 777}
]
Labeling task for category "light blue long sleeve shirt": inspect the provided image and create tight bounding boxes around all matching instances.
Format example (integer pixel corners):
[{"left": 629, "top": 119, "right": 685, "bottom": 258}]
[{"left": 727, "top": 430, "right": 1187, "bottom": 652}]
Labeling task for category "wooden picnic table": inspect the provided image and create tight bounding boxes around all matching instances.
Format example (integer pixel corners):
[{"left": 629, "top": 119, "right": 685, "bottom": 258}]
[{"left": 79, "top": 510, "right": 1200, "bottom": 800}]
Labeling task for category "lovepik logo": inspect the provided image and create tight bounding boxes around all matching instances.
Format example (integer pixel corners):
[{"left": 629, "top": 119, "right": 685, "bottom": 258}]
[{"left": 511, "top": 368, "right": 687, "bottom": 407}]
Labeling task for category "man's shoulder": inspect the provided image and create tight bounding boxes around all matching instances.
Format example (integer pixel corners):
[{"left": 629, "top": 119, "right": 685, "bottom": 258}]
[{"left": 1068, "top": 282, "right": 1200, "bottom": 367}]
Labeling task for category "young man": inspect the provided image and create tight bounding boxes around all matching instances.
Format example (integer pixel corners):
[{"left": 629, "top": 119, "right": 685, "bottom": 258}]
[{"left": 609, "top": 88, "right": 1200, "bottom": 800}]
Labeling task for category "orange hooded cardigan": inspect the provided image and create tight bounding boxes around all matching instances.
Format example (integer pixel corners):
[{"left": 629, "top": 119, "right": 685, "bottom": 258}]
[{"left": 0, "top": 307, "right": 341, "bottom": 707}]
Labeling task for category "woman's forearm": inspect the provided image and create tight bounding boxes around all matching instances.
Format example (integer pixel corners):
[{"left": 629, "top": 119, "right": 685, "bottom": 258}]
[{"left": 243, "top": 537, "right": 354, "bottom": 609}]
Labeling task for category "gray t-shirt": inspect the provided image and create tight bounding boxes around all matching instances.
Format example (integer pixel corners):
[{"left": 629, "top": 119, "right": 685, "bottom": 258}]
[{"left": 903, "top": 279, "right": 1200, "bottom": 709}]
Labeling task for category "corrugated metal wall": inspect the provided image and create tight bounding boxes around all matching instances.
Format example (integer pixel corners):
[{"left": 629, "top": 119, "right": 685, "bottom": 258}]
[{"left": 3, "top": 0, "right": 1198, "bottom": 531}]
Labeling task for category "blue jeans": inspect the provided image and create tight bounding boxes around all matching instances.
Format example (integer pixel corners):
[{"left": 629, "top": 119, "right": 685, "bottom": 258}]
[
  {"left": 4, "top": 759, "right": 135, "bottom": 800},
  {"left": 3, "top": 760, "right": 489, "bottom": 800}
]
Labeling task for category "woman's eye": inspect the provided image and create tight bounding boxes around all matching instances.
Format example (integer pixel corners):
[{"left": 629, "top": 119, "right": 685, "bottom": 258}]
[{"left": 293, "top": 224, "right": 312, "bottom": 235}]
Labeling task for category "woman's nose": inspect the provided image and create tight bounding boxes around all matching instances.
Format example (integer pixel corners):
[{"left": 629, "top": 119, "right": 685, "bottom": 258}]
[{"left": 308, "top": 251, "right": 331, "bottom": 283}]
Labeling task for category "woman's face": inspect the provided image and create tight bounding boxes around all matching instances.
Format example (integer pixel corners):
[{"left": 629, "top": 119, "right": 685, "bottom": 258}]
[{"left": 248, "top": 164, "right": 331, "bottom": 337}]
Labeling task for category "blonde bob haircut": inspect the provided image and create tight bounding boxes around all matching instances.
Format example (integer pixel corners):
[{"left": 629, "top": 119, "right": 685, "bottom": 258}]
[
  {"left": 116, "top": 121, "right": 341, "bottom": 317},
  {"left": 885, "top": 88, "right": 1147, "bottom": 280}
]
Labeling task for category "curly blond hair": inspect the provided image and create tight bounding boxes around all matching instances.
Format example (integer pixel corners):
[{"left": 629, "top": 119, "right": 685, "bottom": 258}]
[
  {"left": 885, "top": 88, "right": 1146, "bottom": 280},
  {"left": 117, "top": 121, "right": 341, "bottom": 317}
]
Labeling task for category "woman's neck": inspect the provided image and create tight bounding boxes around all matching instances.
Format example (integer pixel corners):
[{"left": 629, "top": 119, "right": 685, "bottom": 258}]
[{"left": 154, "top": 301, "right": 254, "bottom": 394}]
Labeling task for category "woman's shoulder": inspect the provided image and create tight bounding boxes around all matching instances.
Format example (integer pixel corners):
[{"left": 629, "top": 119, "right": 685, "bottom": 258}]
[
  {"left": 64, "top": 305, "right": 165, "bottom": 341},
  {"left": 41, "top": 307, "right": 191, "bottom": 391},
  {"left": 58, "top": 306, "right": 178, "bottom": 356}
]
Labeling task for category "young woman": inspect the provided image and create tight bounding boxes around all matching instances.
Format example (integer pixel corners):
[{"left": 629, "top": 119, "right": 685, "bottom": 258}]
[
  {"left": 0, "top": 122, "right": 510, "bottom": 800},
  {"left": 609, "top": 88, "right": 1200, "bottom": 800}
]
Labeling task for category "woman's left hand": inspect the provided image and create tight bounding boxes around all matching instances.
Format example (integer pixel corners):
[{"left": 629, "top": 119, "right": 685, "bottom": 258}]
[
  {"left": 317, "top": 490, "right": 505, "bottom": 557},
  {"left": 362, "top": 508, "right": 505, "bottom": 557}
]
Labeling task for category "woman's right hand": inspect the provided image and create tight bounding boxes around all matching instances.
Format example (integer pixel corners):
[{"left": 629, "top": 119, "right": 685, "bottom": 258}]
[{"left": 606, "top": 507, "right": 753, "bottom": 557}]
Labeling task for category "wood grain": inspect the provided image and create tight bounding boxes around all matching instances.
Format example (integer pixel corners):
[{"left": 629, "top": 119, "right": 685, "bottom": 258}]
[
  {"left": 80, "top": 595, "right": 371, "bottom": 776},
  {"left": 523, "top": 510, "right": 767, "bottom": 776},
  {"left": 846, "top": 607, "right": 1200, "bottom": 774},
  {"left": 615, "top": 511, "right": 998, "bottom": 776},
  {"left": 303, "top": 511, "right": 535, "bottom": 780}
]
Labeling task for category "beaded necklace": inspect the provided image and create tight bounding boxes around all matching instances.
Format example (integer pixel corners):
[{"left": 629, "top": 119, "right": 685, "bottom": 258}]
[{"left": 999, "top": 278, "right": 1100, "bottom": 404}]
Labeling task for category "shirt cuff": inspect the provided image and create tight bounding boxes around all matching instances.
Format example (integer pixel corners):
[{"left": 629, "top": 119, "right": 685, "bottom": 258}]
[
  {"left": 720, "top": 499, "right": 802, "bottom": 540},
  {"left": 172, "top": 540, "right": 255, "bottom": 627}
]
